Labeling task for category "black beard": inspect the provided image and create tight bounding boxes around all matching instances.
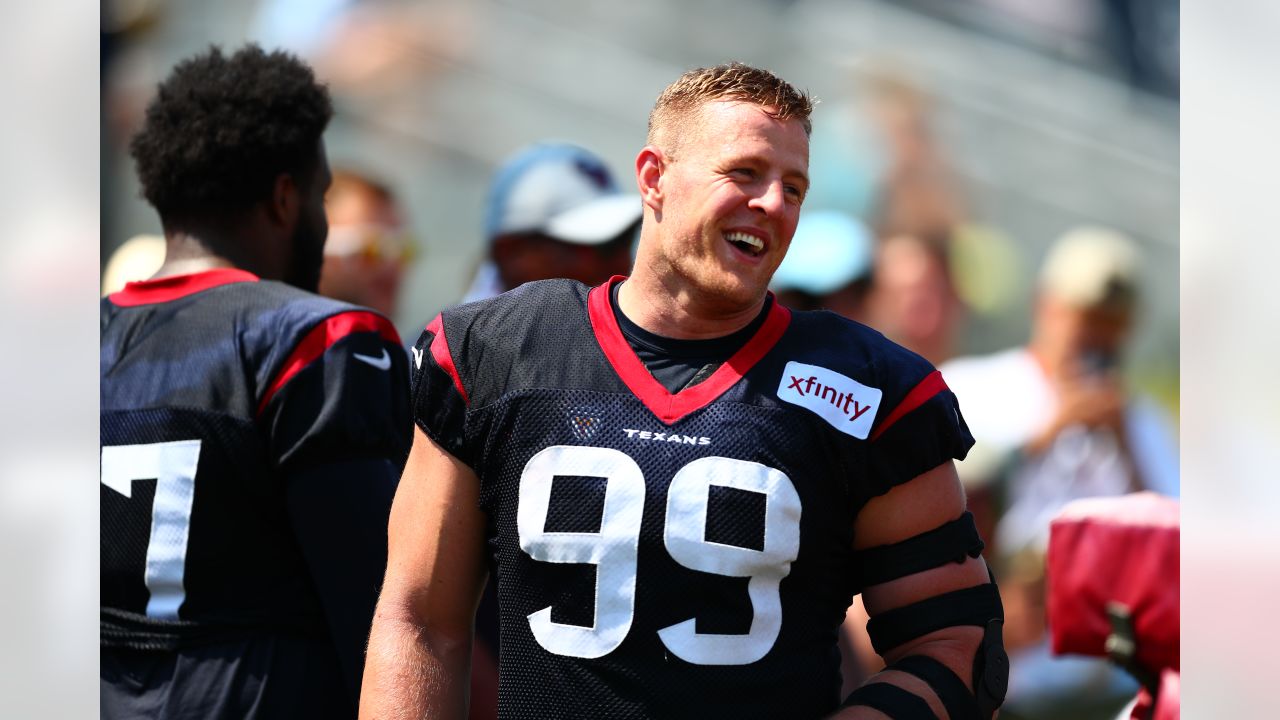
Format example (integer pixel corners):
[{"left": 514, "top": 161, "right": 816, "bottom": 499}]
[{"left": 285, "top": 219, "right": 325, "bottom": 293}]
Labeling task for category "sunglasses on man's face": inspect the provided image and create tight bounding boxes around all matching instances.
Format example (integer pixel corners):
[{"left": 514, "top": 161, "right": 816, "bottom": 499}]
[{"left": 325, "top": 224, "right": 419, "bottom": 264}]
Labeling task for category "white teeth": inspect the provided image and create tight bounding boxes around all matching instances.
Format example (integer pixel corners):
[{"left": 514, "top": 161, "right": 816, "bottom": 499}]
[{"left": 725, "top": 231, "right": 763, "bottom": 253}]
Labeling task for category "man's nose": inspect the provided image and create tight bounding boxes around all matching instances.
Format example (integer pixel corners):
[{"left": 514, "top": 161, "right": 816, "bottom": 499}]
[{"left": 747, "top": 179, "right": 787, "bottom": 217}]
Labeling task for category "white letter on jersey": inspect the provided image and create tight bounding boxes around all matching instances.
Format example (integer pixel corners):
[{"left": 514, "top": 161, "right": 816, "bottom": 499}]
[
  {"left": 517, "top": 445, "right": 645, "bottom": 659},
  {"left": 100, "top": 440, "right": 202, "bottom": 619},
  {"left": 659, "top": 457, "right": 801, "bottom": 665}
]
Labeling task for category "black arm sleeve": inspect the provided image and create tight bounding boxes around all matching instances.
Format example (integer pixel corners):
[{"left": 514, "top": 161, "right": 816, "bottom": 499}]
[{"left": 285, "top": 457, "right": 398, "bottom": 707}]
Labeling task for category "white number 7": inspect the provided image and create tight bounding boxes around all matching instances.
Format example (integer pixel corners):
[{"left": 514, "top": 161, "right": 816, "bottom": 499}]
[{"left": 101, "top": 440, "right": 202, "bottom": 619}]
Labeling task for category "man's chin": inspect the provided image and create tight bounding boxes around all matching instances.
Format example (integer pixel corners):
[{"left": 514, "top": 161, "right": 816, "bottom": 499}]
[
  {"left": 698, "top": 271, "right": 770, "bottom": 313},
  {"left": 722, "top": 264, "right": 774, "bottom": 295}
]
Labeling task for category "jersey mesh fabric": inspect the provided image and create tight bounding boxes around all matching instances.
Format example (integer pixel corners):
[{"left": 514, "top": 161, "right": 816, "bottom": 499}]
[
  {"left": 101, "top": 277, "right": 410, "bottom": 651},
  {"left": 100, "top": 406, "right": 325, "bottom": 647},
  {"left": 411, "top": 279, "right": 973, "bottom": 720},
  {"left": 472, "top": 390, "right": 853, "bottom": 719}
]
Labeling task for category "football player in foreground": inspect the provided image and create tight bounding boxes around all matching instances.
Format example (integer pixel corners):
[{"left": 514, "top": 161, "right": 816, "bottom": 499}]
[
  {"left": 101, "top": 45, "right": 411, "bottom": 719},
  {"left": 363, "top": 62, "right": 1006, "bottom": 719}
]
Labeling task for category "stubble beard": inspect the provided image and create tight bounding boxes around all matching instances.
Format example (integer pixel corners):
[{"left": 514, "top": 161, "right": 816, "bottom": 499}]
[
  {"left": 673, "top": 247, "right": 769, "bottom": 317},
  {"left": 285, "top": 220, "right": 325, "bottom": 293}
]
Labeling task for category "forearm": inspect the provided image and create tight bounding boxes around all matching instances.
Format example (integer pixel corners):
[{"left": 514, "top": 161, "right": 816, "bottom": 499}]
[
  {"left": 827, "top": 632, "right": 981, "bottom": 719},
  {"left": 364, "top": 428, "right": 490, "bottom": 719},
  {"left": 829, "top": 676, "right": 933, "bottom": 719},
  {"left": 360, "top": 610, "right": 473, "bottom": 720},
  {"left": 844, "top": 464, "right": 1007, "bottom": 718},
  {"left": 1108, "top": 419, "right": 1147, "bottom": 493}
]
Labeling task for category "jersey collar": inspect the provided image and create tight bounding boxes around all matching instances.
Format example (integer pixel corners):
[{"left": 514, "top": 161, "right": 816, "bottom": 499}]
[
  {"left": 587, "top": 276, "right": 790, "bottom": 425},
  {"left": 108, "top": 268, "right": 259, "bottom": 307}
]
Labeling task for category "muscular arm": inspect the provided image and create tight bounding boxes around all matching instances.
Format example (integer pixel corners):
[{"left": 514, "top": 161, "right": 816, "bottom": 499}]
[
  {"left": 360, "top": 426, "right": 490, "bottom": 720},
  {"left": 832, "top": 461, "right": 997, "bottom": 719}
]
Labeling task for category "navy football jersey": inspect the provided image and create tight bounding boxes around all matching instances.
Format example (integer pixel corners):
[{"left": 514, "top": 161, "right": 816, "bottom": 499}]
[
  {"left": 100, "top": 269, "right": 412, "bottom": 717},
  {"left": 411, "top": 277, "right": 973, "bottom": 720}
]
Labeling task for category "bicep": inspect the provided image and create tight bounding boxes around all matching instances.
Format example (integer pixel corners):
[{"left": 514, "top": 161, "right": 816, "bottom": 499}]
[
  {"left": 854, "top": 462, "right": 990, "bottom": 661},
  {"left": 380, "top": 425, "right": 489, "bottom": 631}
]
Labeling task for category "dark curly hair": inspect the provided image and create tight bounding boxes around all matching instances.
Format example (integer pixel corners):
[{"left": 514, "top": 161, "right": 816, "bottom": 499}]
[{"left": 130, "top": 44, "right": 333, "bottom": 221}]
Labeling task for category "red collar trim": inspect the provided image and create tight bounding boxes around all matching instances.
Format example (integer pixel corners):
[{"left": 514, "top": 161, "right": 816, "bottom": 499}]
[
  {"left": 108, "top": 268, "right": 259, "bottom": 307},
  {"left": 587, "top": 276, "right": 791, "bottom": 425}
]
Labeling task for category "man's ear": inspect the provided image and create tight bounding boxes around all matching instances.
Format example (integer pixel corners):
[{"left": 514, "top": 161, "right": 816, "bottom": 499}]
[
  {"left": 635, "top": 146, "right": 665, "bottom": 213},
  {"left": 268, "top": 172, "right": 299, "bottom": 227}
]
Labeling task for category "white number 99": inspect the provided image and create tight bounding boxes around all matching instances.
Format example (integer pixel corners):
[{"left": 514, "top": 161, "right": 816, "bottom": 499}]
[{"left": 517, "top": 446, "right": 801, "bottom": 665}]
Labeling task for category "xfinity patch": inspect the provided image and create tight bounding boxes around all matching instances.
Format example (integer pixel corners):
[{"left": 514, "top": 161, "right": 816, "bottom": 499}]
[{"left": 777, "top": 361, "right": 882, "bottom": 439}]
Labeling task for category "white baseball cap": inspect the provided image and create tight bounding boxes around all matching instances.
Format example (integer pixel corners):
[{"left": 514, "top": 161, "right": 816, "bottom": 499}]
[
  {"left": 771, "top": 210, "right": 874, "bottom": 296},
  {"left": 1039, "top": 226, "right": 1140, "bottom": 309},
  {"left": 485, "top": 142, "right": 642, "bottom": 245}
]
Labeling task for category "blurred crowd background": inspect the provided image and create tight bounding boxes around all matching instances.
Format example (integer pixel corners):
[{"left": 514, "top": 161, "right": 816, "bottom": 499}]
[
  {"left": 101, "top": 0, "right": 1179, "bottom": 418},
  {"left": 91, "top": 1, "right": 1181, "bottom": 718}
]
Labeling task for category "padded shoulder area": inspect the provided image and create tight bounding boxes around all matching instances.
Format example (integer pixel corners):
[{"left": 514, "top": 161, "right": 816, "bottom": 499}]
[{"left": 439, "top": 279, "right": 606, "bottom": 408}]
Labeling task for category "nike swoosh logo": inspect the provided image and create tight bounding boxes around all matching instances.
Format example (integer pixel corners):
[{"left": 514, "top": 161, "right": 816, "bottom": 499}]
[
  {"left": 353, "top": 348, "right": 392, "bottom": 370},
  {"left": 411, "top": 345, "right": 423, "bottom": 369}
]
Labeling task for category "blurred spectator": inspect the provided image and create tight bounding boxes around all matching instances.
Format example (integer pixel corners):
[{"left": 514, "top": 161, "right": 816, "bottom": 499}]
[
  {"left": 249, "top": 0, "right": 469, "bottom": 96},
  {"left": 864, "top": 71, "right": 967, "bottom": 243},
  {"left": 101, "top": 233, "right": 164, "bottom": 296},
  {"left": 865, "top": 232, "right": 966, "bottom": 365},
  {"left": 319, "top": 168, "right": 414, "bottom": 318},
  {"left": 460, "top": 142, "right": 641, "bottom": 303},
  {"left": 769, "top": 209, "right": 874, "bottom": 322},
  {"left": 940, "top": 226, "right": 1179, "bottom": 718}
]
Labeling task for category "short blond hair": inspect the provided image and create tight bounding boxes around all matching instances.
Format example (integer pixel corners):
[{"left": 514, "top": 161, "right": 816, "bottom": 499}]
[{"left": 647, "top": 62, "right": 814, "bottom": 154}]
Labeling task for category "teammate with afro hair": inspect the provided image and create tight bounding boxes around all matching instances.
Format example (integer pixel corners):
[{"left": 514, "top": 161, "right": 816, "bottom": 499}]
[
  {"left": 103, "top": 45, "right": 412, "bottom": 720},
  {"left": 128, "top": 43, "right": 334, "bottom": 291}
]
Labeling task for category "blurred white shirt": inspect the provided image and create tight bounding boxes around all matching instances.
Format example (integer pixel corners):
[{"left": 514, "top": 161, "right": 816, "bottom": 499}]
[{"left": 942, "top": 347, "right": 1179, "bottom": 556}]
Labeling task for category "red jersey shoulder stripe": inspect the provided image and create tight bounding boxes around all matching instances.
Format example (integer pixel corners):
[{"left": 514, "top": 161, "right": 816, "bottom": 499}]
[
  {"left": 257, "top": 310, "right": 401, "bottom": 415},
  {"left": 109, "top": 268, "right": 259, "bottom": 306},
  {"left": 869, "top": 370, "right": 948, "bottom": 442},
  {"left": 425, "top": 314, "right": 470, "bottom": 406}
]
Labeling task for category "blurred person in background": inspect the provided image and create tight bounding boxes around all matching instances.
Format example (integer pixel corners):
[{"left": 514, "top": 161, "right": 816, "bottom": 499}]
[
  {"left": 319, "top": 168, "right": 415, "bottom": 318},
  {"left": 865, "top": 232, "right": 967, "bottom": 366},
  {"left": 101, "top": 233, "right": 164, "bottom": 296},
  {"left": 769, "top": 209, "right": 874, "bottom": 322},
  {"left": 856, "top": 70, "right": 970, "bottom": 369},
  {"left": 865, "top": 71, "right": 967, "bottom": 244},
  {"left": 940, "top": 225, "right": 1179, "bottom": 719},
  {"left": 459, "top": 141, "right": 642, "bottom": 303},
  {"left": 100, "top": 45, "right": 411, "bottom": 720}
]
